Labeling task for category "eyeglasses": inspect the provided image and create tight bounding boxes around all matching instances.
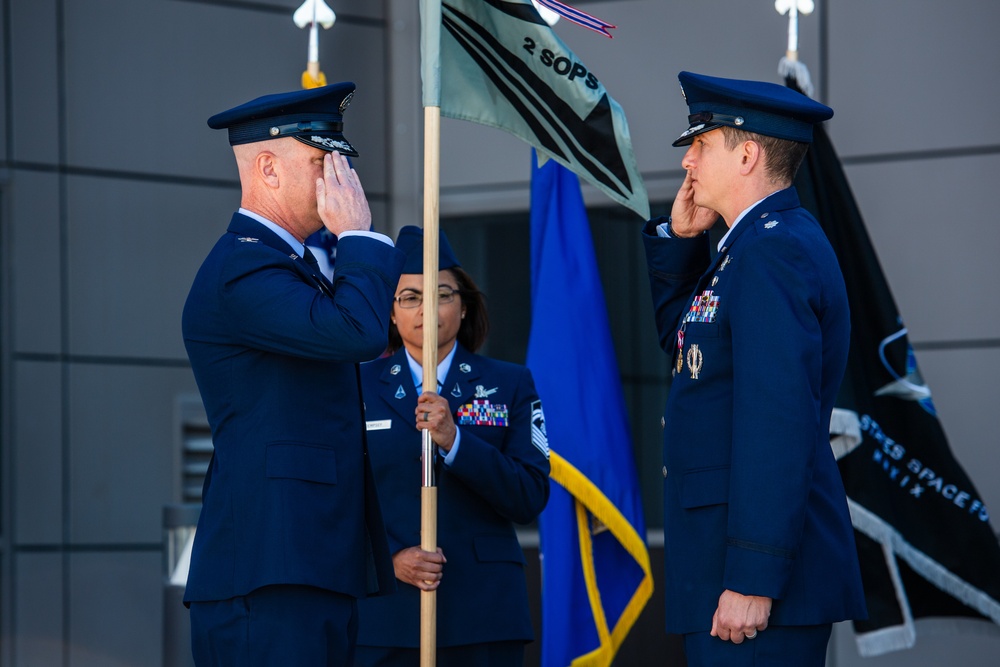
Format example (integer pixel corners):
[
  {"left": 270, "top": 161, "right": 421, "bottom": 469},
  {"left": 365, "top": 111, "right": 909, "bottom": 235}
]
[{"left": 394, "top": 287, "right": 461, "bottom": 309}]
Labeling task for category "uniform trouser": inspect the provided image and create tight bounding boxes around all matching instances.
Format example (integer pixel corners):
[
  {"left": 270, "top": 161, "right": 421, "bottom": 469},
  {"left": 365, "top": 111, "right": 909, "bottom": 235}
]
[
  {"left": 189, "top": 584, "right": 358, "bottom": 666},
  {"left": 683, "top": 624, "right": 832, "bottom": 667},
  {"left": 354, "top": 640, "right": 525, "bottom": 667}
]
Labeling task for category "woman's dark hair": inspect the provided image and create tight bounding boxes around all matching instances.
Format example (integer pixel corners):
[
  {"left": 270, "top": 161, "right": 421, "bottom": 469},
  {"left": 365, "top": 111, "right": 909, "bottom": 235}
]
[{"left": 386, "top": 266, "right": 489, "bottom": 354}]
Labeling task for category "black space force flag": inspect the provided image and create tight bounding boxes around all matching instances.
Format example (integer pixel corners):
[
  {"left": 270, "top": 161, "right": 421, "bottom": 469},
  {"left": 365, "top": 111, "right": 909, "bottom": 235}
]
[{"left": 791, "top": 80, "right": 1000, "bottom": 655}]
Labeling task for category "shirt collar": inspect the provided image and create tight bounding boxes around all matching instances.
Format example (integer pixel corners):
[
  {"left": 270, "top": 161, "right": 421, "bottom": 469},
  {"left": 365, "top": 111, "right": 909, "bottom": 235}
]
[{"left": 404, "top": 343, "right": 458, "bottom": 392}]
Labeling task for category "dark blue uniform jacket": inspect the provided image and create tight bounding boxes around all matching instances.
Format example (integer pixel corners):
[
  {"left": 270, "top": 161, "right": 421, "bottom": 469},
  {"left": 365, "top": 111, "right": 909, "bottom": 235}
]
[
  {"left": 642, "top": 187, "right": 867, "bottom": 633},
  {"left": 356, "top": 344, "right": 550, "bottom": 648},
  {"left": 182, "top": 212, "right": 403, "bottom": 604}
]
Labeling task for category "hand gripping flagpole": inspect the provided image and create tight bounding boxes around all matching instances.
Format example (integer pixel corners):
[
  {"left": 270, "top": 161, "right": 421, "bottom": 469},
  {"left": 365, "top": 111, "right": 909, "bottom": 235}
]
[
  {"left": 294, "top": 0, "right": 336, "bottom": 89},
  {"left": 419, "top": 1, "right": 442, "bottom": 665}
]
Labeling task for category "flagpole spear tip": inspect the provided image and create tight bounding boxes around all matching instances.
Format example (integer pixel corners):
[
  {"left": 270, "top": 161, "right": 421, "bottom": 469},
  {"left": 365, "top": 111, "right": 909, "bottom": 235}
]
[
  {"left": 294, "top": 0, "right": 336, "bottom": 89},
  {"left": 775, "top": 0, "right": 815, "bottom": 97}
]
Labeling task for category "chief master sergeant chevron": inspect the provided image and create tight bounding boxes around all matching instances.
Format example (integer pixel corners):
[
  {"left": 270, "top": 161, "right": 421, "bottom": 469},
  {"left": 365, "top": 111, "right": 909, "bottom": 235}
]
[
  {"left": 181, "top": 83, "right": 404, "bottom": 666},
  {"left": 642, "top": 71, "right": 867, "bottom": 666}
]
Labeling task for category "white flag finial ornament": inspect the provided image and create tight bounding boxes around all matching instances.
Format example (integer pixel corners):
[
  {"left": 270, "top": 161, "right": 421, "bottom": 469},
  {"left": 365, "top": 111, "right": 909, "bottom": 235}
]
[
  {"left": 294, "top": 0, "right": 336, "bottom": 29},
  {"left": 776, "top": 0, "right": 815, "bottom": 97},
  {"left": 295, "top": 0, "right": 336, "bottom": 89}
]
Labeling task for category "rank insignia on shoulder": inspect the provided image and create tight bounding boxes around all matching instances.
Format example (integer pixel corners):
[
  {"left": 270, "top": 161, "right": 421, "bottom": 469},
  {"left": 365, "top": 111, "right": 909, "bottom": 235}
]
[
  {"left": 764, "top": 220, "right": 779, "bottom": 229},
  {"left": 237, "top": 236, "right": 259, "bottom": 243},
  {"left": 456, "top": 400, "right": 509, "bottom": 427}
]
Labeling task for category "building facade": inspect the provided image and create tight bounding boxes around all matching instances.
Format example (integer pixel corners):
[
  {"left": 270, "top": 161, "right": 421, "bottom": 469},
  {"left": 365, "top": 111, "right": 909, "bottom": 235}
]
[{"left": 1, "top": 1, "right": 998, "bottom": 665}]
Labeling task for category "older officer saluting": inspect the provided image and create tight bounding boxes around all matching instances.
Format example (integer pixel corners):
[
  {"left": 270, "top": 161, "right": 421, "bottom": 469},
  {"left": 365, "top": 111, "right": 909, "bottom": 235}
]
[
  {"left": 642, "top": 72, "right": 867, "bottom": 666},
  {"left": 182, "top": 83, "right": 403, "bottom": 666}
]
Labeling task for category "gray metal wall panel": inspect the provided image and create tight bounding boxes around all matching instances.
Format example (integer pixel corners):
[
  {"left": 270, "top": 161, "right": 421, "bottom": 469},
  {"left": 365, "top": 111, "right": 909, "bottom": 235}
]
[
  {"left": 320, "top": 22, "right": 388, "bottom": 193},
  {"left": 12, "top": 361, "right": 62, "bottom": 545},
  {"left": 844, "top": 154, "right": 1000, "bottom": 343},
  {"left": 63, "top": 0, "right": 301, "bottom": 179},
  {"left": 68, "top": 551, "right": 162, "bottom": 667},
  {"left": 8, "top": 170, "right": 61, "bottom": 354},
  {"left": 62, "top": 0, "right": 387, "bottom": 192},
  {"left": 13, "top": 552, "right": 64, "bottom": 667},
  {"left": 0, "top": 0, "right": 8, "bottom": 160},
  {"left": 68, "top": 365, "right": 195, "bottom": 544},
  {"left": 8, "top": 0, "right": 59, "bottom": 164},
  {"left": 827, "top": 0, "right": 1000, "bottom": 156},
  {"left": 369, "top": 197, "right": 390, "bottom": 237},
  {"left": 65, "top": 175, "right": 236, "bottom": 359},
  {"left": 917, "top": 347, "right": 1000, "bottom": 517}
]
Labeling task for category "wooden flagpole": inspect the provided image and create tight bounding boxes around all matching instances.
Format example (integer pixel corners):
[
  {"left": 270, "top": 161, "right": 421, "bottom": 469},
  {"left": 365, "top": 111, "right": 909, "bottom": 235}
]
[
  {"left": 419, "top": 1, "right": 442, "bottom": 665},
  {"left": 420, "top": 104, "right": 440, "bottom": 667}
]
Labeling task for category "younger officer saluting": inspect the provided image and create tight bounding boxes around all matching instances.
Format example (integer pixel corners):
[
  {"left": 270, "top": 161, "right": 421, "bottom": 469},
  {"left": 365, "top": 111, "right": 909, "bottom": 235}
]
[
  {"left": 182, "top": 83, "right": 404, "bottom": 666},
  {"left": 642, "top": 72, "right": 867, "bottom": 666}
]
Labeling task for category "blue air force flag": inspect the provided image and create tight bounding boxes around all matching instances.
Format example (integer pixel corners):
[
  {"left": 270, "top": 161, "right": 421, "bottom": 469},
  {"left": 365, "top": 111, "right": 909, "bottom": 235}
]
[
  {"left": 435, "top": 0, "right": 649, "bottom": 219},
  {"left": 528, "top": 152, "right": 652, "bottom": 667}
]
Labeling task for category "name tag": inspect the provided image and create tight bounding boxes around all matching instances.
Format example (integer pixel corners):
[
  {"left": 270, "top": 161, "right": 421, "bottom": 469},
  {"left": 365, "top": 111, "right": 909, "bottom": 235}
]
[{"left": 366, "top": 419, "right": 391, "bottom": 431}]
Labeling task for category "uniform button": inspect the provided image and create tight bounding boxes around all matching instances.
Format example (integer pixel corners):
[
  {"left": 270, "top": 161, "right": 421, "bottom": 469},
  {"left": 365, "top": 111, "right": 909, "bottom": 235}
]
[
  {"left": 662, "top": 466, "right": 668, "bottom": 478},
  {"left": 660, "top": 416, "right": 665, "bottom": 429}
]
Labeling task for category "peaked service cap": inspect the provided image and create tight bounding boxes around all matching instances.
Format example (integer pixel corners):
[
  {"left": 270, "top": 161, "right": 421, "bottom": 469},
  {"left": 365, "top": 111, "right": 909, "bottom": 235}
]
[
  {"left": 673, "top": 71, "right": 833, "bottom": 147},
  {"left": 395, "top": 226, "right": 461, "bottom": 275},
  {"left": 207, "top": 82, "right": 359, "bottom": 156}
]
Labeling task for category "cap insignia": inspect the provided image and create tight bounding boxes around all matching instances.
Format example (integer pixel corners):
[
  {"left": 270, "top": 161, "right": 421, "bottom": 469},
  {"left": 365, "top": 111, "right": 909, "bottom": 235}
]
[
  {"left": 679, "top": 123, "right": 705, "bottom": 139},
  {"left": 310, "top": 136, "right": 351, "bottom": 152},
  {"left": 339, "top": 91, "right": 354, "bottom": 113}
]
